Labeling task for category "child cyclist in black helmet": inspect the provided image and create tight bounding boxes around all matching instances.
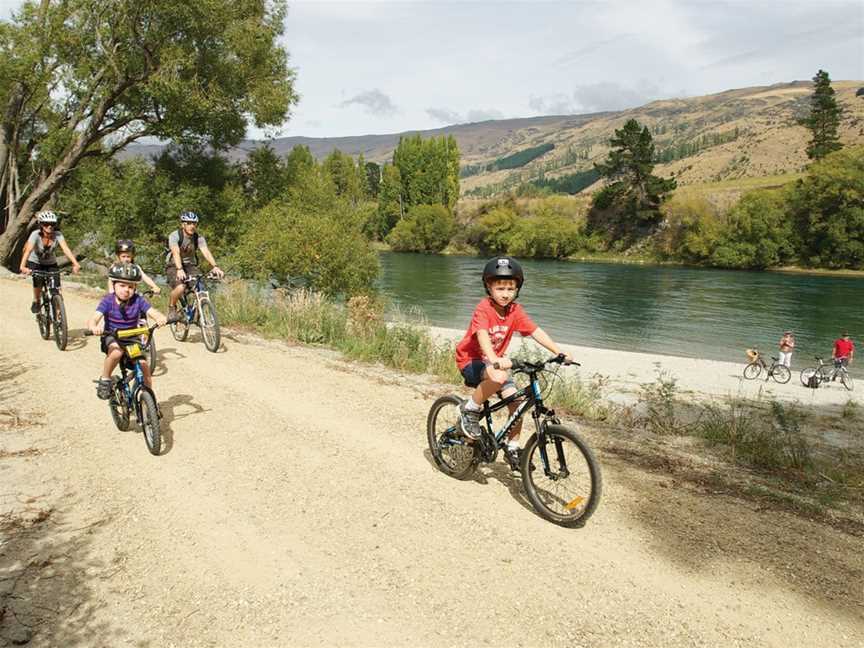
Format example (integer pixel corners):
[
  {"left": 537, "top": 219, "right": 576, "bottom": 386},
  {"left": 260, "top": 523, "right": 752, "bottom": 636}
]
[
  {"left": 87, "top": 263, "right": 168, "bottom": 400},
  {"left": 455, "top": 256, "right": 571, "bottom": 468},
  {"left": 106, "top": 240, "right": 161, "bottom": 295}
]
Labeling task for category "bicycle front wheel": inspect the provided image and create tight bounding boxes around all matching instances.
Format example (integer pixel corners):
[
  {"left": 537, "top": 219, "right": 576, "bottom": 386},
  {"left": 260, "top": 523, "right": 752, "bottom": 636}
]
[
  {"left": 199, "top": 298, "right": 221, "bottom": 352},
  {"left": 427, "top": 395, "right": 479, "bottom": 480},
  {"left": 51, "top": 294, "right": 68, "bottom": 351},
  {"left": 139, "top": 390, "right": 162, "bottom": 456},
  {"left": 38, "top": 298, "right": 51, "bottom": 340},
  {"left": 146, "top": 333, "right": 157, "bottom": 371},
  {"left": 771, "top": 364, "right": 791, "bottom": 384},
  {"left": 521, "top": 424, "right": 601, "bottom": 528},
  {"left": 171, "top": 301, "right": 190, "bottom": 342},
  {"left": 109, "top": 378, "right": 131, "bottom": 431},
  {"left": 743, "top": 362, "right": 761, "bottom": 380},
  {"left": 841, "top": 370, "right": 854, "bottom": 391}
]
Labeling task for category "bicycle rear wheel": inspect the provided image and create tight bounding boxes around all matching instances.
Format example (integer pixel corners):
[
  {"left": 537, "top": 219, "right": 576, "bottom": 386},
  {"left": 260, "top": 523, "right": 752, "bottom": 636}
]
[
  {"left": 841, "top": 370, "right": 854, "bottom": 391},
  {"left": 521, "top": 424, "right": 601, "bottom": 528},
  {"left": 199, "top": 297, "right": 221, "bottom": 352},
  {"left": 771, "top": 364, "right": 791, "bottom": 384},
  {"left": 743, "top": 362, "right": 761, "bottom": 380},
  {"left": 139, "top": 390, "right": 161, "bottom": 456},
  {"left": 51, "top": 294, "right": 68, "bottom": 351},
  {"left": 427, "top": 395, "right": 479, "bottom": 480}
]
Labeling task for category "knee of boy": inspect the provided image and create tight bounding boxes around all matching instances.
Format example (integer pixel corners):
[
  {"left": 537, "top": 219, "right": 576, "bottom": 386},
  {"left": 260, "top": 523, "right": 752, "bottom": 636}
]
[{"left": 488, "top": 368, "right": 509, "bottom": 384}]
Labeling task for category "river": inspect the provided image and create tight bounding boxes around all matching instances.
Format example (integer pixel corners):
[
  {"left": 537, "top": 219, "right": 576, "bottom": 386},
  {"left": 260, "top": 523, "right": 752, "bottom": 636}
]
[{"left": 378, "top": 252, "right": 864, "bottom": 368}]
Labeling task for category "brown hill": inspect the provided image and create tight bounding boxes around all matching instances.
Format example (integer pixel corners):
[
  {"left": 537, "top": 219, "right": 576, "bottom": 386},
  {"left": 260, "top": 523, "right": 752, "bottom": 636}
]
[{"left": 122, "top": 80, "right": 864, "bottom": 195}]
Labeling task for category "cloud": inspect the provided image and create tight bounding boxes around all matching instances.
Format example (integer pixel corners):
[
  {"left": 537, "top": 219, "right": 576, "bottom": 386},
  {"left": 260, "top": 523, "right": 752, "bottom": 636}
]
[
  {"left": 553, "top": 35, "right": 635, "bottom": 66},
  {"left": 465, "top": 108, "right": 504, "bottom": 122},
  {"left": 339, "top": 89, "right": 397, "bottom": 116},
  {"left": 426, "top": 107, "right": 505, "bottom": 124},
  {"left": 528, "top": 93, "right": 578, "bottom": 115},
  {"left": 571, "top": 82, "right": 659, "bottom": 112},
  {"left": 528, "top": 82, "right": 659, "bottom": 116},
  {"left": 426, "top": 108, "right": 462, "bottom": 124}
]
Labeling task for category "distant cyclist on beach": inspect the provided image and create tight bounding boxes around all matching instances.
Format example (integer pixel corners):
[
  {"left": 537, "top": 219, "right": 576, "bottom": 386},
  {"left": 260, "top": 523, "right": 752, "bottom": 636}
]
[{"left": 832, "top": 331, "right": 855, "bottom": 368}]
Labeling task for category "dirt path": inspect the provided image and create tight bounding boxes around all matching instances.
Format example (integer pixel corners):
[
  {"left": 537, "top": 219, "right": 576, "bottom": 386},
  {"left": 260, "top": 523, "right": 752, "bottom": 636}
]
[{"left": 1, "top": 276, "right": 862, "bottom": 647}]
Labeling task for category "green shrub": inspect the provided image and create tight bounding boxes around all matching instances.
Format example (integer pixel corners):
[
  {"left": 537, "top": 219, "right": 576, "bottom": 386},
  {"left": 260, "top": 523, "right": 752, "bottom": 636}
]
[{"left": 386, "top": 204, "right": 456, "bottom": 253}]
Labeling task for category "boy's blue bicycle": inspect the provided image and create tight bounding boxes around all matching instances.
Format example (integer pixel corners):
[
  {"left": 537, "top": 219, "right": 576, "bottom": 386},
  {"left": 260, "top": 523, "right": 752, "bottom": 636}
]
[
  {"left": 427, "top": 355, "right": 602, "bottom": 527},
  {"left": 87, "top": 321, "right": 169, "bottom": 455}
]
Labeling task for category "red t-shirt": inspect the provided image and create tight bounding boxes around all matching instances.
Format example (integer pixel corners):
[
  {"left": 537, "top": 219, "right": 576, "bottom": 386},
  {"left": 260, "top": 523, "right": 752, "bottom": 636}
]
[
  {"left": 455, "top": 299, "right": 537, "bottom": 369},
  {"left": 834, "top": 338, "right": 855, "bottom": 358}
]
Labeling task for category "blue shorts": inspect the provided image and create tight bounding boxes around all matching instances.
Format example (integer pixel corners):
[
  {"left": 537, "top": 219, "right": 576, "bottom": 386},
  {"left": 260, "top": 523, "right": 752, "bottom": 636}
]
[{"left": 460, "top": 359, "right": 516, "bottom": 392}]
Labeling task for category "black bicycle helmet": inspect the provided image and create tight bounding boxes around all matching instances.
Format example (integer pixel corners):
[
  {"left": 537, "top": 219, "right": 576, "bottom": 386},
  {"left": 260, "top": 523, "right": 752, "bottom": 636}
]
[
  {"left": 115, "top": 239, "right": 135, "bottom": 255},
  {"left": 108, "top": 262, "right": 142, "bottom": 284},
  {"left": 482, "top": 256, "right": 524, "bottom": 296}
]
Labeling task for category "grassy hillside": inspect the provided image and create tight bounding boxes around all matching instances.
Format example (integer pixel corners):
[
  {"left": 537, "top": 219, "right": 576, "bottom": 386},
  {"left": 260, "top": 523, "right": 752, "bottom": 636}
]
[{"left": 122, "top": 80, "right": 864, "bottom": 198}]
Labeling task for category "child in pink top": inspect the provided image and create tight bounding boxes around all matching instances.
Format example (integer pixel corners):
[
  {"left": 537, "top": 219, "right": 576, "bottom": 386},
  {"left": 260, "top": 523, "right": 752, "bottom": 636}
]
[{"left": 456, "top": 257, "right": 571, "bottom": 468}]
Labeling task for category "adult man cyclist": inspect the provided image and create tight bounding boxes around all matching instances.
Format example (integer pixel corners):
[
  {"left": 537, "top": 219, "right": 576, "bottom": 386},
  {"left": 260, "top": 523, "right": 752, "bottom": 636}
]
[
  {"left": 18, "top": 210, "right": 81, "bottom": 313},
  {"left": 165, "top": 211, "right": 224, "bottom": 318}
]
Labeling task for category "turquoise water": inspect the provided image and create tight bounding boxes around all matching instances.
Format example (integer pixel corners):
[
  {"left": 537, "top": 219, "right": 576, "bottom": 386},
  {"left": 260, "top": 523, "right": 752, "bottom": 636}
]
[{"left": 378, "top": 252, "right": 864, "bottom": 367}]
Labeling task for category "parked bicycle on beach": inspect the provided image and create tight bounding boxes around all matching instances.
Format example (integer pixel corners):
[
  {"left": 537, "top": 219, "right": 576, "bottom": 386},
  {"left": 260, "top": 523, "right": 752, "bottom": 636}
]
[
  {"left": 800, "top": 356, "right": 854, "bottom": 391},
  {"left": 743, "top": 348, "right": 791, "bottom": 384},
  {"left": 427, "top": 354, "right": 602, "bottom": 528},
  {"left": 170, "top": 272, "right": 222, "bottom": 352}
]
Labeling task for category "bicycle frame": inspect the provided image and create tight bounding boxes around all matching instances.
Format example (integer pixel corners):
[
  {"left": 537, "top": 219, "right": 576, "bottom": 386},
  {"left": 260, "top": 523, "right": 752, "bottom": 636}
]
[
  {"left": 448, "top": 367, "right": 567, "bottom": 477},
  {"left": 179, "top": 276, "right": 210, "bottom": 321},
  {"left": 114, "top": 334, "right": 156, "bottom": 424}
]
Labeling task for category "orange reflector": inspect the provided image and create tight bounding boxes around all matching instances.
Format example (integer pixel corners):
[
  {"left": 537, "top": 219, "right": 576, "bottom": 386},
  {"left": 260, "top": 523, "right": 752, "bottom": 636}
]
[{"left": 565, "top": 496, "right": 585, "bottom": 510}]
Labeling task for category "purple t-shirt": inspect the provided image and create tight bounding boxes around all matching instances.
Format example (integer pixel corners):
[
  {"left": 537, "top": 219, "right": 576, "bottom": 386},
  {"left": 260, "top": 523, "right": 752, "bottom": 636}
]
[{"left": 96, "top": 293, "right": 151, "bottom": 334}]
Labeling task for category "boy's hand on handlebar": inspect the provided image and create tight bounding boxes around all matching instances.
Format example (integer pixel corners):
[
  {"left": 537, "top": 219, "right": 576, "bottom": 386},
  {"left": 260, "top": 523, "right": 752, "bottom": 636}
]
[
  {"left": 152, "top": 312, "right": 168, "bottom": 327},
  {"left": 72, "top": 263, "right": 81, "bottom": 274},
  {"left": 20, "top": 267, "right": 32, "bottom": 275},
  {"left": 210, "top": 266, "right": 224, "bottom": 279},
  {"left": 89, "top": 322, "right": 104, "bottom": 336},
  {"left": 492, "top": 357, "right": 513, "bottom": 370}
]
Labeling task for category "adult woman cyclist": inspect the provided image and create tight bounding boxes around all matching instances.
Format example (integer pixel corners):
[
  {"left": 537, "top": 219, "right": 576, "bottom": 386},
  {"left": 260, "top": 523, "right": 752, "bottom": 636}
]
[{"left": 18, "top": 210, "right": 81, "bottom": 312}]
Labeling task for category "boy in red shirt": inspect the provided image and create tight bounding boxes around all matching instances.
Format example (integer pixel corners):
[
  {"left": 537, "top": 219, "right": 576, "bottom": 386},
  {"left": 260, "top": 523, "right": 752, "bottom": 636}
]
[
  {"left": 832, "top": 331, "right": 855, "bottom": 368},
  {"left": 455, "top": 256, "right": 570, "bottom": 466}
]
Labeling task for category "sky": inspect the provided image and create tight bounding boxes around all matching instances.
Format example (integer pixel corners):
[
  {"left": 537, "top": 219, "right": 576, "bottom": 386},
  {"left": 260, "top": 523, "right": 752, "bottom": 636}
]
[{"left": 2, "top": 0, "right": 862, "bottom": 139}]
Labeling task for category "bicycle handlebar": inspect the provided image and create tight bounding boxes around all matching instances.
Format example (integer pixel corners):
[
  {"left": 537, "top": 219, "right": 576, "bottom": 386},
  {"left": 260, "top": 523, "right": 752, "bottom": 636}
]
[
  {"left": 84, "top": 315, "right": 181, "bottom": 337},
  {"left": 494, "top": 354, "right": 580, "bottom": 372},
  {"left": 28, "top": 269, "right": 71, "bottom": 276}
]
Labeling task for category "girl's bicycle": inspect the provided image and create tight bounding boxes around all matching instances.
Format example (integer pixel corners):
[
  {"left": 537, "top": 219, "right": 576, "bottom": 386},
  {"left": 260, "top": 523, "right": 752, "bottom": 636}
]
[
  {"left": 171, "top": 272, "right": 221, "bottom": 352},
  {"left": 427, "top": 355, "right": 602, "bottom": 528},
  {"left": 31, "top": 269, "right": 69, "bottom": 350},
  {"left": 86, "top": 321, "right": 172, "bottom": 455},
  {"left": 743, "top": 348, "right": 791, "bottom": 384},
  {"left": 800, "top": 356, "right": 854, "bottom": 391}
]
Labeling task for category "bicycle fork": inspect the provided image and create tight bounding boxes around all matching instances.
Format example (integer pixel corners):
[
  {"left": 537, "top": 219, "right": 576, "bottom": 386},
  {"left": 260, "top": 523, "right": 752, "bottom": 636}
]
[{"left": 535, "top": 413, "right": 570, "bottom": 480}]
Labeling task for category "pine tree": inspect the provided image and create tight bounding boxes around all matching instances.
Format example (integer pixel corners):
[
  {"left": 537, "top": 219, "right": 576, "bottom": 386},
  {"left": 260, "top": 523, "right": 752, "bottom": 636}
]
[
  {"left": 803, "top": 69, "right": 843, "bottom": 160},
  {"left": 593, "top": 118, "right": 676, "bottom": 224}
]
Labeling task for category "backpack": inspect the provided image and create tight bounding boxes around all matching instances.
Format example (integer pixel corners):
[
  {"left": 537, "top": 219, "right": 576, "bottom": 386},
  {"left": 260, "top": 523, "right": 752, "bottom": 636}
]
[
  {"left": 806, "top": 374, "right": 819, "bottom": 389},
  {"left": 164, "top": 227, "right": 199, "bottom": 262}
]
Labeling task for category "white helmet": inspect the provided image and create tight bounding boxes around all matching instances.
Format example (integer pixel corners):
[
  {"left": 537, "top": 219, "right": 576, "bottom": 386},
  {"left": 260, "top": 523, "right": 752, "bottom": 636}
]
[
  {"left": 36, "top": 210, "right": 59, "bottom": 224},
  {"left": 179, "top": 210, "right": 199, "bottom": 223}
]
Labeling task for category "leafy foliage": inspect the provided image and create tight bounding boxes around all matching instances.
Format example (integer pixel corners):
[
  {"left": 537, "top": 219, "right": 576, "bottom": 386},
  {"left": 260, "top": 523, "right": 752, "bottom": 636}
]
[
  {"left": 386, "top": 204, "right": 456, "bottom": 253},
  {"left": 0, "top": 0, "right": 297, "bottom": 267},
  {"left": 790, "top": 146, "right": 864, "bottom": 268},
  {"left": 392, "top": 134, "right": 460, "bottom": 212}
]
